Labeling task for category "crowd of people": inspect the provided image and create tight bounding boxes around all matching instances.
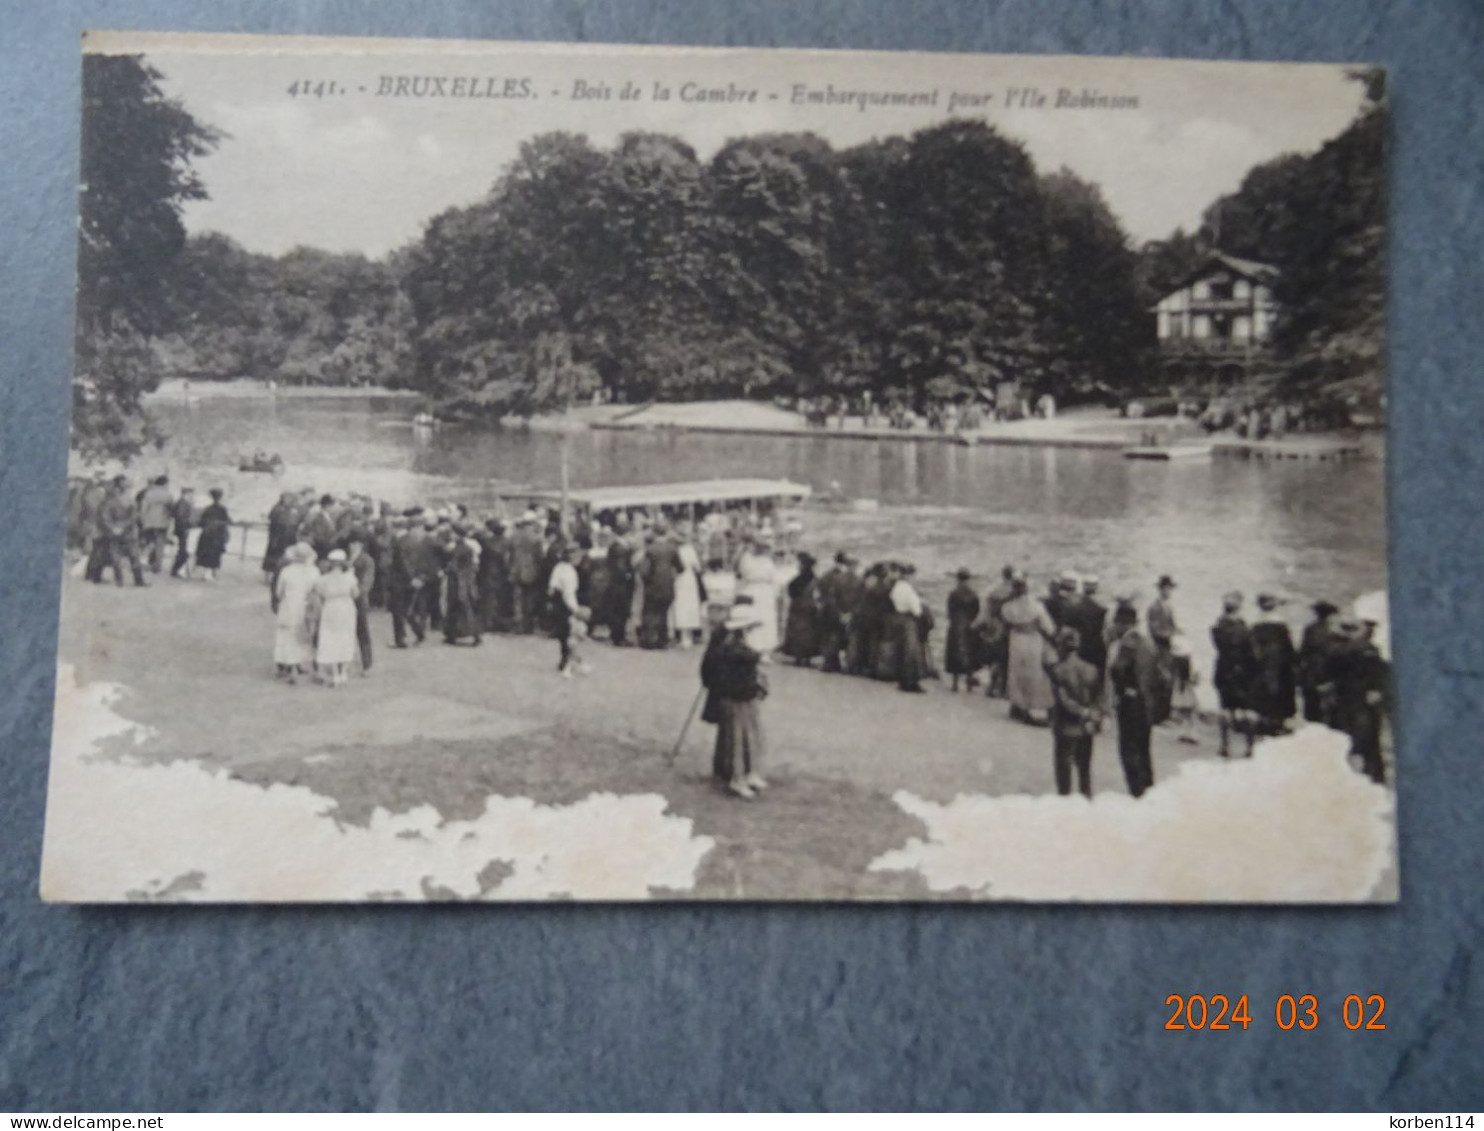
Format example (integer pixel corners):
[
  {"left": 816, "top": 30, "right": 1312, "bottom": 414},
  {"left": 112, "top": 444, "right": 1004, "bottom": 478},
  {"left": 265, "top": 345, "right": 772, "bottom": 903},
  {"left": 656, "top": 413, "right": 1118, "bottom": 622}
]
[
  {"left": 65, "top": 474, "right": 1392, "bottom": 804},
  {"left": 68, "top": 473, "right": 232, "bottom": 585}
]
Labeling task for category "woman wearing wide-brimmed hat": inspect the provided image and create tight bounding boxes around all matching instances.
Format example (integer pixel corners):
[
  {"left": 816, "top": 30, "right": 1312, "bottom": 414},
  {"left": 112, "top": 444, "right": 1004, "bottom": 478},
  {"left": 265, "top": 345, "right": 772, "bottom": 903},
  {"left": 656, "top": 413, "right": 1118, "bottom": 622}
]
[{"left": 702, "top": 600, "right": 771, "bottom": 800}]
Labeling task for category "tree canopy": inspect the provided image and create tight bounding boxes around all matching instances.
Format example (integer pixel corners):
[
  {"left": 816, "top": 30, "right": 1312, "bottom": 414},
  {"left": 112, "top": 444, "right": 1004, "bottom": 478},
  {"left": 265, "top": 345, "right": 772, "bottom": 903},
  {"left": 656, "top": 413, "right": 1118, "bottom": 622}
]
[
  {"left": 401, "top": 119, "right": 1156, "bottom": 420},
  {"left": 74, "top": 60, "right": 1386, "bottom": 454},
  {"left": 74, "top": 55, "right": 219, "bottom": 462}
]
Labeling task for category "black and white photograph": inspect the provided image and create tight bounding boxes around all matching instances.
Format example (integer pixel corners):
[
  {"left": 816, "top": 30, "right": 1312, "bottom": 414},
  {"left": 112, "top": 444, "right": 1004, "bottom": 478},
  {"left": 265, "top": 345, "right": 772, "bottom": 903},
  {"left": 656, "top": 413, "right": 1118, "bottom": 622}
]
[{"left": 44, "top": 31, "right": 1392, "bottom": 902}]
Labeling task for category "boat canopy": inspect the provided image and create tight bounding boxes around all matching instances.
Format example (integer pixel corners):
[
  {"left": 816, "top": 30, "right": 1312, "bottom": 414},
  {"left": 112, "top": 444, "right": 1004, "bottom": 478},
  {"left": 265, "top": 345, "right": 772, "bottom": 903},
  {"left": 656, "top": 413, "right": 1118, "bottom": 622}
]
[{"left": 522, "top": 478, "right": 812, "bottom": 514}]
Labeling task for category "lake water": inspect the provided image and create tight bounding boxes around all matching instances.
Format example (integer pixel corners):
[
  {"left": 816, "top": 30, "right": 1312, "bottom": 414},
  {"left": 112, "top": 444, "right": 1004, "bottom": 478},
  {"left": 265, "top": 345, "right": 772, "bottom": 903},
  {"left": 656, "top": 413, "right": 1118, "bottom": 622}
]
[{"left": 149, "top": 392, "right": 1389, "bottom": 680}]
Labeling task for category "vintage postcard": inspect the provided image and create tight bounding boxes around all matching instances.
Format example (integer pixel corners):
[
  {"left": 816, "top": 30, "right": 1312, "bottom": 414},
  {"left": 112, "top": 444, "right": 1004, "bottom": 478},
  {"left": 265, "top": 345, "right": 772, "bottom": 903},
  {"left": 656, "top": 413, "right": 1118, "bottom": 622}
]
[{"left": 43, "top": 31, "right": 1393, "bottom": 902}]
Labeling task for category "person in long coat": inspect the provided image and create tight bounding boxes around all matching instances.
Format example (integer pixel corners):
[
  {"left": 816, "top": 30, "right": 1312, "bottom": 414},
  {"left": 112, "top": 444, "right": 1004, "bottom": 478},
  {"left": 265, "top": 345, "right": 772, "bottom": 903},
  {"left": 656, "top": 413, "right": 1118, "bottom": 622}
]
[
  {"left": 780, "top": 552, "right": 822, "bottom": 665},
  {"left": 169, "top": 487, "right": 196, "bottom": 580},
  {"left": 312, "top": 549, "right": 360, "bottom": 687},
  {"left": 670, "top": 531, "right": 705, "bottom": 647},
  {"left": 944, "top": 568, "right": 981, "bottom": 691},
  {"left": 1297, "top": 599, "right": 1340, "bottom": 723},
  {"left": 1249, "top": 593, "right": 1298, "bottom": 734},
  {"left": 508, "top": 513, "right": 546, "bottom": 634},
  {"left": 1327, "top": 615, "right": 1390, "bottom": 784},
  {"left": 888, "top": 564, "right": 927, "bottom": 693},
  {"left": 605, "top": 526, "right": 637, "bottom": 646},
  {"left": 347, "top": 533, "right": 376, "bottom": 674},
  {"left": 194, "top": 488, "right": 231, "bottom": 580},
  {"left": 1064, "top": 577, "right": 1108, "bottom": 692},
  {"left": 816, "top": 552, "right": 862, "bottom": 674},
  {"left": 1000, "top": 573, "right": 1056, "bottom": 724},
  {"left": 637, "top": 525, "right": 681, "bottom": 649},
  {"left": 442, "top": 531, "right": 483, "bottom": 646},
  {"left": 735, "top": 535, "right": 780, "bottom": 653},
  {"left": 262, "top": 492, "right": 300, "bottom": 582},
  {"left": 1109, "top": 606, "right": 1165, "bottom": 798},
  {"left": 867, "top": 564, "right": 902, "bottom": 681},
  {"left": 579, "top": 529, "right": 613, "bottom": 634},
  {"left": 476, "top": 519, "right": 512, "bottom": 633},
  {"left": 847, "top": 562, "right": 888, "bottom": 676},
  {"left": 701, "top": 602, "right": 770, "bottom": 801},
  {"left": 272, "top": 543, "right": 319, "bottom": 684},
  {"left": 974, "top": 565, "right": 1017, "bottom": 698},
  {"left": 1047, "top": 625, "right": 1102, "bottom": 797},
  {"left": 1211, "top": 591, "right": 1258, "bottom": 758}
]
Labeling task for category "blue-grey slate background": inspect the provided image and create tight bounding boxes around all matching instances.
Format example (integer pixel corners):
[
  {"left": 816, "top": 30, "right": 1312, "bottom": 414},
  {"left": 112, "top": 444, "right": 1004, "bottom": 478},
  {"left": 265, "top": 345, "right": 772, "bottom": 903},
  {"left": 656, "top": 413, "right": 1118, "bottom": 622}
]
[{"left": 2, "top": 0, "right": 1481, "bottom": 1111}]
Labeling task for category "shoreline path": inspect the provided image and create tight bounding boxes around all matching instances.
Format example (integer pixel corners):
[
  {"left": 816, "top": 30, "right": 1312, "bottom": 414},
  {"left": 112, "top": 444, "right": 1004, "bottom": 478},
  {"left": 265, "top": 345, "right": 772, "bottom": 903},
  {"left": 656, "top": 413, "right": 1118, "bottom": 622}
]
[{"left": 57, "top": 558, "right": 1238, "bottom": 900}]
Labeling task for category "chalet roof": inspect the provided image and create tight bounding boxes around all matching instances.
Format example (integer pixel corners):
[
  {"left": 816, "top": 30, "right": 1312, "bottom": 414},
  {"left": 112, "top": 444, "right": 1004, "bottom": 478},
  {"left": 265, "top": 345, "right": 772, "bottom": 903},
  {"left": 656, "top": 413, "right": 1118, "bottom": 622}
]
[{"left": 1164, "top": 252, "right": 1281, "bottom": 297}]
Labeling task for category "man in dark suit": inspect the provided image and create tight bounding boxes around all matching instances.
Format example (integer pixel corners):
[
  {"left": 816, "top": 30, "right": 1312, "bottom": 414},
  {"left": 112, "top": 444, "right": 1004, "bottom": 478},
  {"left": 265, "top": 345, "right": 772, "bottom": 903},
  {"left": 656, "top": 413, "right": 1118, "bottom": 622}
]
[
  {"left": 1047, "top": 625, "right": 1102, "bottom": 797},
  {"left": 1064, "top": 575, "right": 1109, "bottom": 692},
  {"left": 638, "top": 522, "right": 682, "bottom": 648},
  {"left": 605, "top": 523, "right": 637, "bottom": 646},
  {"left": 508, "top": 512, "right": 546, "bottom": 634},
  {"left": 816, "top": 551, "right": 862, "bottom": 673},
  {"left": 300, "top": 494, "right": 338, "bottom": 563},
  {"left": 1109, "top": 606, "right": 1167, "bottom": 799},
  {"left": 476, "top": 519, "right": 511, "bottom": 634},
  {"left": 169, "top": 487, "right": 196, "bottom": 579},
  {"left": 386, "top": 515, "right": 415, "bottom": 648}
]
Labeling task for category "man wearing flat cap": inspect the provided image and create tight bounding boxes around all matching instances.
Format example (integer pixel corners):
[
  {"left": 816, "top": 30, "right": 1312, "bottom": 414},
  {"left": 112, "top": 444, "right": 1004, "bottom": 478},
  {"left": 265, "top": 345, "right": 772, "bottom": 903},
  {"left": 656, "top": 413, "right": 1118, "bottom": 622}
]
[{"left": 1047, "top": 624, "right": 1101, "bottom": 797}]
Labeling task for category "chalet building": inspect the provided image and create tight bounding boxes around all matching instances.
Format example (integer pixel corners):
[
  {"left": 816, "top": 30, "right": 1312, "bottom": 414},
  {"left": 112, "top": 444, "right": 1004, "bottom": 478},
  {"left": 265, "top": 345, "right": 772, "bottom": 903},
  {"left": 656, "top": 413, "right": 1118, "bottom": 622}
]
[{"left": 1152, "top": 253, "right": 1279, "bottom": 386}]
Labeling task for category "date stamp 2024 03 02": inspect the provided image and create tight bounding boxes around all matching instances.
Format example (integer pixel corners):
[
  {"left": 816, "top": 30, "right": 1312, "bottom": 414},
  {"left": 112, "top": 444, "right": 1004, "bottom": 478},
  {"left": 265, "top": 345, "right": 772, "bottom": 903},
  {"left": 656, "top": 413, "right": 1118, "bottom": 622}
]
[{"left": 1164, "top": 993, "right": 1389, "bottom": 1032}]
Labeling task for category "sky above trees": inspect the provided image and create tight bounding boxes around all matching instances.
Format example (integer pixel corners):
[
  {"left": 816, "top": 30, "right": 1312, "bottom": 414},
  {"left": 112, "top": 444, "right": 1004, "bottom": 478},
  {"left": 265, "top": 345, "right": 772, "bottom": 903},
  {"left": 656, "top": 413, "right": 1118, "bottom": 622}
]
[{"left": 132, "top": 40, "right": 1368, "bottom": 256}]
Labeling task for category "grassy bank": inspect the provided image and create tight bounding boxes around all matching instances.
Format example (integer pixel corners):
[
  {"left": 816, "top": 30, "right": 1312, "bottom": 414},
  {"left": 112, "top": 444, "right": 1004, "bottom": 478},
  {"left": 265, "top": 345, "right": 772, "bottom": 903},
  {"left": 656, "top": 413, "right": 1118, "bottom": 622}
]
[{"left": 55, "top": 556, "right": 1241, "bottom": 900}]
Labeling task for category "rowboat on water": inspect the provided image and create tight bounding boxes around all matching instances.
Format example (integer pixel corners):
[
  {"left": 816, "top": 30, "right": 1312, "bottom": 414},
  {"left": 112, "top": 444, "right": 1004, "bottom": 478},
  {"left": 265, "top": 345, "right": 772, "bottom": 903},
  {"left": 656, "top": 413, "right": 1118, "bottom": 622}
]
[{"left": 238, "top": 452, "right": 284, "bottom": 473}]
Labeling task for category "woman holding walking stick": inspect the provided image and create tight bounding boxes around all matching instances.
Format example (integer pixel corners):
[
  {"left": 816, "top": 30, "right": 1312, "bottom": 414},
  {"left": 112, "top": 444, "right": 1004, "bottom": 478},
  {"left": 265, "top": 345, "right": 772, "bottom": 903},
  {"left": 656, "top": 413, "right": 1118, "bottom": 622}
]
[{"left": 700, "top": 599, "right": 770, "bottom": 801}]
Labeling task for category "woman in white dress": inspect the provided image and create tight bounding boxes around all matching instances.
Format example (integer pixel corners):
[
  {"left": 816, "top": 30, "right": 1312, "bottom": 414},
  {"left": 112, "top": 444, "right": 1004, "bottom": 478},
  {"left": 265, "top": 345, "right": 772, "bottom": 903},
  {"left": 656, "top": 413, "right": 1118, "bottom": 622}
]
[
  {"left": 273, "top": 542, "right": 320, "bottom": 685},
  {"left": 313, "top": 548, "right": 361, "bottom": 688},
  {"left": 735, "top": 534, "right": 779, "bottom": 653},
  {"left": 670, "top": 529, "right": 704, "bottom": 647}
]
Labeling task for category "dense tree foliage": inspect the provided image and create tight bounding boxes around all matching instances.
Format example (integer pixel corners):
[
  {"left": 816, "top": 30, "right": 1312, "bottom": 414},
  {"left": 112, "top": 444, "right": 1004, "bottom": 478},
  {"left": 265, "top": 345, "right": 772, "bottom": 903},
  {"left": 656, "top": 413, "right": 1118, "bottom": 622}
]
[
  {"left": 403, "top": 120, "right": 1156, "bottom": 420},
  {"left": 158, "top": 237, "right": 413, "bottom": 388},
  {"left": 75, "top": 55, "right": 219, "bottom": 461},
  {"left": 78, "top": 62, "right": 1385, "bottom": 454}
]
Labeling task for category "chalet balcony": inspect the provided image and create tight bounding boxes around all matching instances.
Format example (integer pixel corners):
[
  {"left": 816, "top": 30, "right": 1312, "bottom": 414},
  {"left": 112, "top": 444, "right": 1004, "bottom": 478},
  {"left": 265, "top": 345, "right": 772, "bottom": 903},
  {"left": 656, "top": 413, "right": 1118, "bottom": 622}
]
[
  {"left": 1158, "top": 336, "right": 1268, "bottom": 357},
  {"left": 1183, "top": 296, "right": 1261, "bottom": 313}
]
